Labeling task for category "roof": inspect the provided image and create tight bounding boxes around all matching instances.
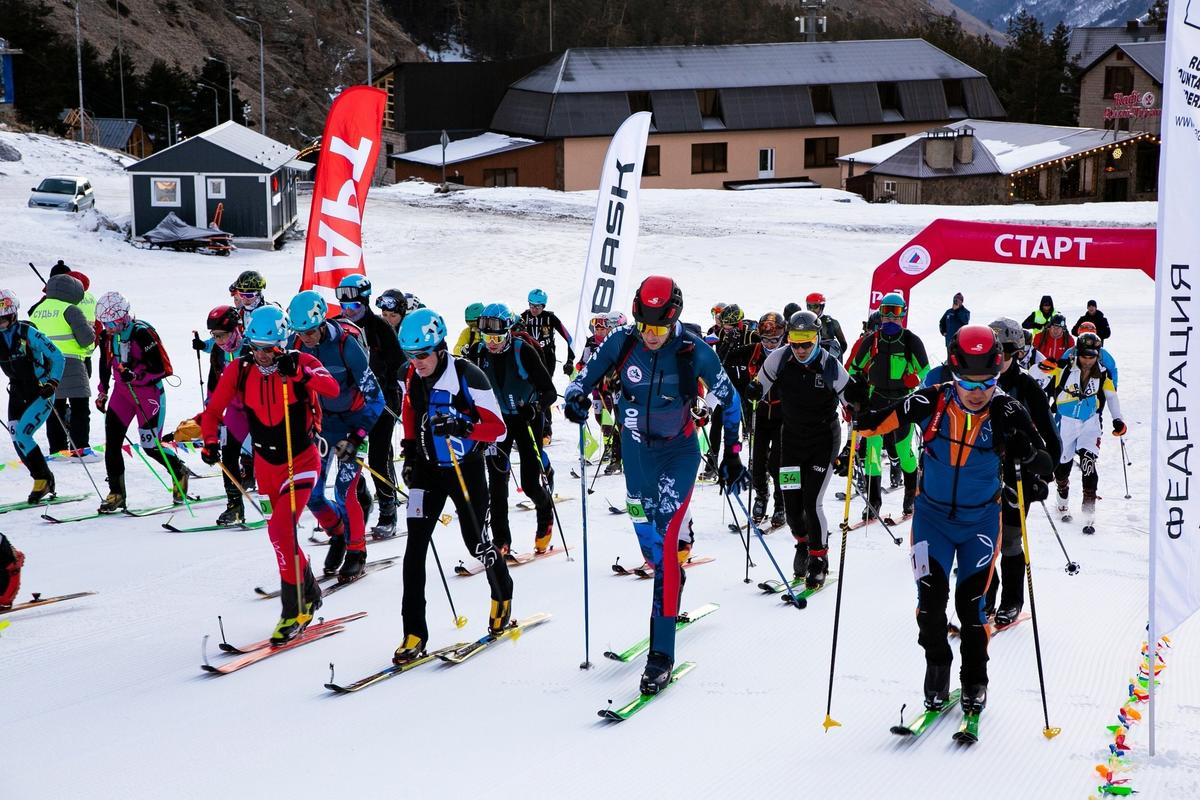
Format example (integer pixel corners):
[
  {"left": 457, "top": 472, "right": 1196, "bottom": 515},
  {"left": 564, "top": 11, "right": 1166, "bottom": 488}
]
[
  {"left": 512, "top": 40, "right": 987, "bottom": 94},
  {"left": 126, "top": 121, "right": 298, "bottom": 174},
  {"left": 1068, "top": 24, "right": 1164, "bottom": 67},
  {"left": 1090, "top": 40, "right": 1165, "bottom": 83},
  {"left": 841, "top": 119, "right": 1149, "bottom": 175},
  {"left": 866, "top": 133, "right": 1004, "bottom": 179},
  {"left": 392, "top": 132, "right": 540, "bottom": 166},
  {"left": 92, "top": 118, "right": 138, "bottom": 151}
]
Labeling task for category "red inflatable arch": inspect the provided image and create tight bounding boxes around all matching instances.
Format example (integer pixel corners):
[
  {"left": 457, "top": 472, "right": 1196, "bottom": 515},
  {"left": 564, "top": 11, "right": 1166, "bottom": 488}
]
[{"left": 867, "top": 219, "right": 1157, "bottom": 312}]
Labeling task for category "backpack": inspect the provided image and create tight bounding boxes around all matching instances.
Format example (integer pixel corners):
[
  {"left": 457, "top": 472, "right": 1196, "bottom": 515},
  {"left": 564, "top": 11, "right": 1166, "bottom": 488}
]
[{"left": 130, "top": 320, "right": 174, "bottom": 378}]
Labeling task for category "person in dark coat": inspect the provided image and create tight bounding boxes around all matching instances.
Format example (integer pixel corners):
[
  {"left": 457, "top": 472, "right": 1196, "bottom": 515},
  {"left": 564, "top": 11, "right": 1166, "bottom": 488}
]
[
  {"left": 938, "top": 292, "right": 970, "bottom": 347},
  {"left": 1021, "top": 295, "right": 1057, "bottom": 334},
  {"left": 1071, "top": 300, "right": 1111, "bottom": 342}
]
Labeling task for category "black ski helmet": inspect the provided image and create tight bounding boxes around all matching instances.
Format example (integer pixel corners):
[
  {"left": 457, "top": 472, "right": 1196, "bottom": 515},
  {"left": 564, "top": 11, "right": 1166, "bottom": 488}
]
[
  {"left": 1076, "top": 332, "right": 1102, "bottom": 358},
  {"left": 718, "top": 303, "right": 744, "bottom": 327},
  {"left": 230, "top": 270, "right": 267, "bottom": 293},
  {"left": 787, "top": 310, "right": 821, "bottom": 333}
]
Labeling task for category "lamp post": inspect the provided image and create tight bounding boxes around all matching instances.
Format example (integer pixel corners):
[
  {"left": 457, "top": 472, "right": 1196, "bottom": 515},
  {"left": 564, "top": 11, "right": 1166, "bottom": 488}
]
[
  {"left": 234, "top": 15, "right": 267, "bottom": 134},
  {"left": 72, "top": 0, "right": 84, "bottom": 142},
  {"left": 365, "top": 0, "right": 372, "bottom": 83},
  {"left": 150, "top": 101, "right": 172, "bottom": 147},
  {"left": 205, "top": 56, "right": 234, "bottom": 122},
  {"left": 196, "top": 83, "right": 218, "bottom": 127}
]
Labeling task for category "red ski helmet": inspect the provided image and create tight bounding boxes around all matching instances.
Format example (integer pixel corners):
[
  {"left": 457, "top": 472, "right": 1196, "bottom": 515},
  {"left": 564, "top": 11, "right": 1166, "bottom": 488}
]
[
  {"left": 632, "top": 275, "right": 683, "bottom": 327},
  {"left": 806, "top": 292, "right": 826, "bottom": 307},
  {"left": 207, "top": 305, "right": 241, "bottom": 333},
  {"left": 948, "top": 325, "right": 1002, "bottom": 377}
]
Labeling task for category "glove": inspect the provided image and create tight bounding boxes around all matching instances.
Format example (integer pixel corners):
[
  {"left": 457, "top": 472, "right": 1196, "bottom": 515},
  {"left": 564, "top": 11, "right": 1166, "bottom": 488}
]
[
  {"left": 562, "top": 390, "right": 592, "bottom": 424},
  {"left": 38, "top": 380, "right": 58, "bottom": 399},
  {"left": 1023, "top": 449, "right": 1054, "bottom": 478},
  {"left": 95, "top": 392, "right": 107, "bottom": 413},
  {"left": 562, "top": 353, "right": 575, "bottom": 377},
  {"left": 719, "top": 443, "right": 750, "bottom": 493},
  {"left": 538, "top": 389, "right": 557, "bottom": 410},
  {"left": 276, "top": 350, "right": 300, "bottom": 379},
  {"left": 429, "top": 413, "right": 474, "bottom": 438},
  {"left": 690, "top": 401, "right": 711, "bottom": 427},
  {"left": 191, "top": 333, "right": 206, "bottom": 352},
  {"left": 902, "top": 372, "right": 920, "bottom": 389},
  {"left": 334, "top": 433, "right": 365, "bottom": 464},
  {"left": 200, "top": 442, "right": 221, "bottom": 465},
  {"left": 116, "top": 365, "right": 135, "bottom": 384},
  {"left": 1026, "top": 477, "right": 1049, "bottom": 503},
  {"left": 1112, "top": 418, "right": 1127, "bottom": 437},
  {"left": 518, "top": 404, "right": 539, "bottom": 424},
  {"left": 744, "top": 381, "right": 764, "bottom": 402}
]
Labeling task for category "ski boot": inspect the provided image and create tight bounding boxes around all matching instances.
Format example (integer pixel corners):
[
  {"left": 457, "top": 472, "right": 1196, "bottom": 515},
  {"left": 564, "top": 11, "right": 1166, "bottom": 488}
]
[
  {"left": 171, "top": 468, "right": 190, "bottom": 504},
  {"left": 216, "top": 497, "right": 245, "bottom": 526},
  {"left": 888, "top": 456, "right": 903, "bottom": 489},
  {"left": 338, "top": 549, "right": 367, "bottom": 584},
  {"left": 603, "top": 458, "right": 622, "bottom": 476},
  {"left": 770, "top": 505, "right": 786, "bottom": 529},
  {"left": 640, "top": 650, "right": 674, "bottom": 695},
  {"left": 1081, "top": 489, "right": 1097, "bottom": 534},
  {"left": 677, "top": 537, "right": 693, "bottom": 565},
  {"left": 751, "top": 493, "right": 768, "bottom": 523},
  {"left": 323, "top": 521, "right": 347, "bottom": 577},
  {"left": 793, "top": 543, "right": 808, "bottom": 581},
  {"left": 534, "top": 521, "right": 553, "bottom": 555},
  {"left": 488, "top": 598, "right": 512, "bottom": 637},
  {"left": 392, "top": 634, "right": 427, "bottom": 665},
  {"left": 1055, "top": 477, "right": 1070, "bottom": 518},
  {"left": 805, "top": 553, "right": 829, "bottom": 590},
  {"left": 545, "top": 465, "right": 556, "bottom": 495},
  {"left": 27, "top": 473, "right": 56, "bottom": 504},
  {"left": 270, "top": 565, "right": 322, "bottom": 645},
  {"left": 371, "top": 498, "right": 398, "bottom": 540},
  {"left": 0, "top": 545, "right": 25, "bottom": 611},
  {"left": 98, "top": 475, "right": 126, "bottom": 514},
  {"left": 923, "top": 663, "right": 952, "bottom": 710},
  {"left": 961, "top": 683, "right": 988, "bottom": 714},
  {"left": 994, "top": 603, "right": 1023, "bottom": 628}
]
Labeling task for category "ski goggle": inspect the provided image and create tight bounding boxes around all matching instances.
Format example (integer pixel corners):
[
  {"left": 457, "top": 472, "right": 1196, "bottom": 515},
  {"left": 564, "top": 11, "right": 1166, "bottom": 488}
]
[
  {"left": 806, "top": 303, "right": 823, "bottom": 311},
  {"left": 478, "top": 317, "right": 511, "bottom": 335},
  {"left": 761, "top": 335, "right": 783, "bottom": 347},
  {"left": 787, "top": 329, "right": 819, "bottom": 345},
  {"left": 636, "top": 321, "right": 670, "bottom": 336},
  {"left": 339, "top": 301, "right": 364, "bottom": 312},
  {"left": 335, "top": 286, "right": 367, "bottom": 303},
  {"left": 403, "top": 346, "right": 437, "bottom": 360},
  {"left": 375, "top": 295, "right": 401, "bottom": 312},
  {"left": 879, "top": 304, "right": 906, "bottom": 318},
  {"left": 234, "top": 290, "right": 261, "bottom": 300},
  {"left": 248, "top": 341, "right": 281, "bottom": 353},
  {"left": 482, "top": 332, "right": 508, "bottom": 345},
  {"left": 956, "top": 377, "right": 998, "bottom": 391}
]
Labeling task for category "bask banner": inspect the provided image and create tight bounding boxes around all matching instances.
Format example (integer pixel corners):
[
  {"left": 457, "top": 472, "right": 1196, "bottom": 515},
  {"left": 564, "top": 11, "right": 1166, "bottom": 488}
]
[
  {"left": 571, "top": 112, "right": 653, "bottom": 350},
  {"left": 299, "top": 85, "right": 387, "bottom": 297},
  {"left": 1148, "top": 2, "right": 1200, "bottom": 753}
]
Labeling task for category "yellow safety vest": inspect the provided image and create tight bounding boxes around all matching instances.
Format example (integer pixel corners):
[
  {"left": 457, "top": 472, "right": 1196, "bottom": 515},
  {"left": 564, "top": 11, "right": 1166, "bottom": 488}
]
[{"left": 30, "top": 296, "right": 96, "bottom": 359}]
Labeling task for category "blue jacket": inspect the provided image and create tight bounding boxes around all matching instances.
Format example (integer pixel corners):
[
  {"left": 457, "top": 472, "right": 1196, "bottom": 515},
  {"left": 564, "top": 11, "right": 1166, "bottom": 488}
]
[
  {"left": 566, "top": 324, "right": 741, "bottom": 444},
  {"left": 291, "top": 320, "right": 384, "bottom": 427},
  {"left": 0, "top": 321, "right": 65, "bottom": 390},
  {"left": 939, "top": 306, "right": 970, "bottom": 344}
]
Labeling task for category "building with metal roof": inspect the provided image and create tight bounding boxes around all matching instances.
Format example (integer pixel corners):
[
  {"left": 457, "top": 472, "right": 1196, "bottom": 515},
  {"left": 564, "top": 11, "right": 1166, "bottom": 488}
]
[
  {"left": 1068, "top": 20, "right": 1164, "bottom": 68},
  {"left": 1078, "top": 40, "right": 1163, "bottom": 136}
]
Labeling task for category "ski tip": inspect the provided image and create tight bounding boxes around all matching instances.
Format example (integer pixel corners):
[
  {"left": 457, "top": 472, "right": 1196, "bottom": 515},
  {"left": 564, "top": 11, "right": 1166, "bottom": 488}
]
[{"left": 822, "top": 715, "right": 842, "bottom": 732}]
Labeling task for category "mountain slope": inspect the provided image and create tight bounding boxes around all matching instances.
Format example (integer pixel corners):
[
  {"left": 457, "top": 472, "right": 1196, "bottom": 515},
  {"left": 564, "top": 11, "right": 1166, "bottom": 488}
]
[{"left": 948, "top": 0, "right": 1152, "bottom": 29}]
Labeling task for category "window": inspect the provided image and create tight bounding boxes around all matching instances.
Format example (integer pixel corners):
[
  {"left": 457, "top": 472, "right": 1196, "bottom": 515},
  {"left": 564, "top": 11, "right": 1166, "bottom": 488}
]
[
  {"left": 1136, "top": 141, "right": 1160, "bottom": 193},
  {"left": 207, "top": 177, "right": 225, "bottom": 198},
  {"left": 483, "top": 167, "right": 518, "bottom": 187},
  {"left": 877, "top": 82, "right": 901, "bottom": 112},
  {"left": 150, "top": 177, "right": 181, "bottom": 207},
  {"left": 804, "top": 136, "right": 839, "bottom": 168},
  {"left": 872, "top": 132, "right": 905, "bottom": 147},
  {"left": 943, "top": 79, "right": 966, "bottom": 109},
  {"left": 1059, "top": 157, "right": 1096, "bottom": 199},
  {"left": 882, "top": 179, "right": 897, "bottom": 193},
  {"left": 642, "top": 145, "right": 660, "bottom": 177},
  {"left": 629, "top": 91, "right": 652, "bottom": 115},
  {"left": 1013, "top": 171, "right": 1047, "bottom": 201},
  {"left": 691, "top": 142, "right": 727, "bottom": 174},
  {"left": 759, "top": 148, "right": 775, "bottom": 173},
  {"left": 1104, "top": 66, "right": 1134, "bottom": 98},
  {"left": 810, "top": 85, "right": 834, "bottom": 115},
  {"left": 696, "top": 89, "right": 722, "bottom": 118}
]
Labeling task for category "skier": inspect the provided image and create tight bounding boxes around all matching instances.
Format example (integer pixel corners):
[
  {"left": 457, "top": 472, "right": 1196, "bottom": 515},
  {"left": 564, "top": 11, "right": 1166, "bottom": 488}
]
[
  {"left": 845, "top": 292, "right": 929, "bottom": 521},
  {"left": 938, "top": 292, "right": 970, "bottom": 348},
  {"left": 333, "top": 275, "right": 405, "bottom": 540},
  {"left": 1071, "top": 300, "right": 1111, "bottom": 341},
  {"left": 0, "top": 533, "right": 23, "bottom": 611},
  {"left": 94, "top": 292, "right": 188, "bottom": 512},
  {"left": 706, "top": 302, "right": 728, "bottom": 340},
  {"left": 0, "top": 290, "right": 64, "bottom": 502},
  {"left": 702, "top": 303, "right": 756, "bottom": 481},
  {"left": 228, "top": 270, "right": 272, "bottom": 327},
  {"left": 855, "top": 325, "right": 1052, "bottom": 716},
  {"left": 286, "top": 290, "right": 384, "bottom": 582},
  {"left": 1032, "top": 314, "right": 1073, "bottom": 363},
  {"left": 563, "top": 275, "right": 744, "bottom": 695},
  {"left": 1062, "top": 321, "right": 1118, "bottom": 386},
  {"left": 746, "top": 310, "right": 859, "bottom": 586},
  {"left": 1049, "top": 332, "right": 1124, "bottom": 531},
  {"left": 520, "top": 289, "right": 574, "bottom": 444},
  {"left": 806, "top": 292, "right": 848, "bottom": 359},
  {"left": 28, "top": 269, "right": 95, "bottom": 455},
  {"left": 1021, "top": 295, "right": 1057, "bottom": 334},
  {"left": 197, "top": 306, "right": 338, "bottom": 643},
  {"left": 375, "top": 288, "right": 408, "bottom": 332},
  {"left": 577, "top": 311, "right": 627, "bottom": 474},
  {"left": 453, "top": 302, "right": 485, "bottom": 357},
  {"left": 731, "top": 311, "right": 788, "bottom": 527},
  {"left": 392, "top": 308, "right": 513, "bottom": 664},
  {"left": 469, "top": 303, "right": 558, "bottom": 555}
]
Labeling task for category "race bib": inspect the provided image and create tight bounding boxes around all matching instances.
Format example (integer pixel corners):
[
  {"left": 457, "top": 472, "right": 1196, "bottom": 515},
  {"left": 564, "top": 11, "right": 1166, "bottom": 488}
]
[
  {"left": 626, "top": 497, "right": 648, "bottom": 523},
  {"left": 910, "top": 540, "right": 931, "bottom": 581},
  {"left": 407, "top": 488, "right": 425, "bottom": 519},
  {"left": 779, "top": 466, "right": 802, "bottom": 491}
]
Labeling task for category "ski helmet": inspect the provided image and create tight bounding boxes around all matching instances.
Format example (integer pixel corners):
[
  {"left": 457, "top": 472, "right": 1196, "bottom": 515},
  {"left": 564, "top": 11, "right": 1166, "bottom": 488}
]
[
  {"left": 244, "top": 306, "right": 289, "bottom": 347},
  {"left": 632, "top": 275, "right": 683, "bottom": 328},
  {"left": 782, "top": 302, "right": 801, "bottom": 320},
  {"left": 398, "top": 308, "right": 447, "bottom": 354},
  {"left": 206, "top": 305, "right": 240, "bottom": 333},
  {"left": 375, "top": 289, "right": 406, "bottom": 315},
  {"left": 230, "top": 270, "right": 266, "bottom": 293},
  {"left": 96, "top": 291, "right": 132, "bottom": 326},
  {"left": 787, "top": 310, "right": 821, "bottom": 333},
  {"left": 528, "top": 288, "right": 548, "bottom": 306},
  {"left": 1048, "top": 313, "right": 1067, "bottom": 329},
  {"left": 757, "top": 312, "right": 786, "bottom": 339},
  {"left": 987, "top": 317, "right": 1024, "bottom": 354},
  {"left": 335, "top": 274, "right": 372, "bottom": 304},
  {"left": 285, "top": 290, "right": 328, "bottom": 333},
  {"left": 806, "top": 292, "right": 827, "bottom": 309},
  {"left": 464, "top": 302, "right": 486, "bottom": 323},
  {"left": 1077, "top": 321, "right": 1098, "bottom": 336},
  {"left": 1076, "top": 332, "right": 1102, "bottom": 358},
  {"left": 404, "top": 292, "right": 425, "bottom": 313},
  {"left": 478, "top": 303, "right": 513, "bottom": 335},
  {"left": 878, "top": 292, "right": 906, "bottom": 318},
  {"left": 0, "top": 289, "right": 19, "bottom": 319},
  {"left": 607, "top": 310, "right": 628, "bottom": 327},
  {"left": 711, "top": 302, "right": 728, "bottom": 321},
  {"left": 718, "top": 304, "right": 744, "bottom": 327},
  {"left": 948, "top": 325, "right": 1002, "bottom": 378},
  {"left": 865, "top": 310, "right": 882, "bottom": 333}
]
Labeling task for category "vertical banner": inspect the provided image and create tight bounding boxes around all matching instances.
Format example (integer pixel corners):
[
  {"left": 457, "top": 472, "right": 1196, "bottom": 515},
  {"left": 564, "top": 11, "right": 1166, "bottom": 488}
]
[
  {"left": 571, "top": 112, "right": 653, "bottom": 350},
  {"left": 1148, "top": 3, "right": 1200, "bottom": 753},
  {"left": 299, "top": 85, "right": 387, "bottom": 297}
]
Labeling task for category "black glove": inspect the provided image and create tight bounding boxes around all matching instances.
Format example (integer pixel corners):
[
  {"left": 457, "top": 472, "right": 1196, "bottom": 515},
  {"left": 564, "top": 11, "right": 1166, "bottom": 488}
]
[
  {"left": 334, "top": 433, "right": 365, "bottom": 464},
  {"left": 562, "top": 360, "right": 574, "bottom": 377},
  {"left": 429, "top": 413, "right": 474, "bottom": 438},
  {"left": 276, "top": 350, "right": 300, "bottom": 378},
  {"left": 95, "top": 392, "right": 107, "bottom": 413},
  {"left": 191, "top": 333, "right": 206, "bottom": 352},
  {"left": 200, "top": 441, "right": 221, "bottom": 465},
  {"left": 538, "top": 389, "right": 557, "bottom": 410},
  {"left": 1005, "top": 430, "right": 1033, "bottom": 464},
  {"left": 1026, "top": 477, "right": 1049, "bottom": 503},
  {"left": 1112, "top": 418, "right": 1127, "bottom": 437},
  {"left": 1024, "top": 448, "right": 1054, "bottom": 478},
  {"left": 38, "top": 380, "right": 58, "bottom": 399},
  {"left": 518, "top": 404, "right": 539, "bottom": 424},
  {"left": 563, "top": 390, "right": 591, "bottom": 424},
  {"left": 116, "top": 365, "right": 135, "bottom": 384},
  {"left": 719, "top": 444, "right": 750, "bottom": 493},
  {"left": 744, "top": 381, "right": 764, "bottom": 402}
]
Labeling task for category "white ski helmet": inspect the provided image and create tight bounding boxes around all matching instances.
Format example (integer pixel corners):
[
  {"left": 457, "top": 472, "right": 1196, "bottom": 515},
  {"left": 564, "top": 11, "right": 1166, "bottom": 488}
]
[
  {"left": 96, "top": 291, "right": 132, "bottom": 326},
  {"left": 0, "top": 289, "right": 19, "bottom": 318}
]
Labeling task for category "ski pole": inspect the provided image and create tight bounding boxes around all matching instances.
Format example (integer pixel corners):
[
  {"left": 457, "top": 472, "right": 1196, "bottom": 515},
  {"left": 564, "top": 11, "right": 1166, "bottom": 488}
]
[
  {"left": 526, "top": 424, "right": 572, "bottom": 560},
  {"left": 851, "top": 482, "right": 903, "bottom": 546},
  {"left": 213, "top": 459, "right": 270, "bottom": 523},
  {"left": 721, "top": 486, "right": 756, "bottom": 573},
  {"left": 1119, "top": 436, "right": 1132, "bottom": 499},
  {"left": 729, "top": 490, "right": 804, "bottom": 609},
  {"left": 1016, "top": 462, "right": 1060, "bottom": 739},
  {"left": 428, "top": 536, "right": 468, "bottom": 629},
  {"left": 824, "top": 429, "right": 858, "bottom": 732},
  {"left": 121, "top": 379, "right": 195, "bottom": 517},
  {"left": 578, "top": 423, "right": 592, "bottom": 670},
  {"left": 280, "top": 379, "right": 308, "bottom": 627},
  {"left": 1038, "top": 499, "right": 1080, "bottom": 575},
  {"left": 27, "top": 262, "right": 46, "bottom": 286},
  {"left": 193, "top": 331, "right": 207, "bottom": 405},
  {"left": 354, "top": 457, "right": 409, "bottom": 500},
  {"left": 47, "top": 404, "right": 104, "bottom": 500}
]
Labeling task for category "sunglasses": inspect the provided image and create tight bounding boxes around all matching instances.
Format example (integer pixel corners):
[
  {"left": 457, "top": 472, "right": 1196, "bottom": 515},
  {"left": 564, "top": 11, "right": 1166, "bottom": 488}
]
[
  {"left": 404, "top": 347, "right": 437, "bottom": 360},
  {"left": 210, "top": 329, "right": 234, "bottom": 340},
  {"left": 787, "top": 330, "right": 818, "bottom": 344},
  {"left": 339, "top": 301, "right": 364, "bottom": 312},
  {"left": 956, "top": 377, "right": 998, "bottom": 391},
  {"left": 102, "top": 319, "right": 124, "bottom": 330},
  {"left": 879, "top": 304, "right": 905, "bottom": 318},
  {"left": 234, "top": 291, "right": 261, "bottom": 300},
  {"left": 806, "top": 303, "right": 823, "bottom": 311},
  {"left": 529, "top": 304, "right": 545, "bottom": 311},
  {"left": 249, "top": 342, "right": 280, "bottom": 353},
  {"left": 482, "top": 332, "right": 508, "bottom": 344},
  {"left": 636, "top": 321, "right": 670, "bottom": 336}
]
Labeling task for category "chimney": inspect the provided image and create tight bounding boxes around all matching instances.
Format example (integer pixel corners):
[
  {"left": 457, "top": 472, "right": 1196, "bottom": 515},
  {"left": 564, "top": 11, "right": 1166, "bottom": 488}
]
[
  {"left": 955, "top": 126, "right": 975, "bottom": 164},
  {"left": 923, "top": 129, "right": 955, "bottom": 170},
  {"left": 1125, "top": 19, "right": 1140, "bottom": 32}
]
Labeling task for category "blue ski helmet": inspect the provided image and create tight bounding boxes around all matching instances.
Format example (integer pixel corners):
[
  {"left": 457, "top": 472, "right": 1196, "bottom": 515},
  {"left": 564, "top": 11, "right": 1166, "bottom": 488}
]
[
  {"left": 528, "top": 288, "right": 548, "bottom": 306},
  {"left": 335, "top": 274, "right": 372, "bottom": 304},
  {"left": 398, "top": 308, "right": 447, "bottom": 354},
  {"left": 478, "top": 303, "right": 513, "bottom": 335},
  {"left": 245, "top": 306, "right": 289, "bottom": 346},
  {"left": 286, "top": 291, "right": 328, "bottom": 333},
  {"left": 464, "top": 302, "right": 486, "bottom": 323},
  {"left": 878, "top": 292, "right": 907, "bottom": 318}
]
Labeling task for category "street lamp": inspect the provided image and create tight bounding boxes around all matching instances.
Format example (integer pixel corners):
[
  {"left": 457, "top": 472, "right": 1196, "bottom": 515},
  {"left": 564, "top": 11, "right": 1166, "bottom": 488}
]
[
  {"left": 234, "top": 15, "right": 267, "bottom": 134},
  {"left": 196, "top": 83, "right": 218, "bottom": 127},
  {"left": 150, "top": 101, "right": 172, "bottom": 147},
  {"left": 205, "top": 56, "right": 234, "bottom": 123},
  {"left": 365, "top": 0, "right": 372, "bottom": 83}
]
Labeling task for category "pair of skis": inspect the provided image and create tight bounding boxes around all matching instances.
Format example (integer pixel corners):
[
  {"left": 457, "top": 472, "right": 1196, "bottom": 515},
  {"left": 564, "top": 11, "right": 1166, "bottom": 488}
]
[
  {"left": 889, "top": 690, "right": 981, "bottom": 744},
  {"left": 252, "top": 557, "right": 398, "bottom": 599},
  {"left": 201, "top": 612, "right": 368, "bottom": 675},
  {"left": 0, "top": 591, "right": 97, "bottom": 616},
  {"left": 42, "top": 494, "right": 226, "bottom": 524},
  {"left": 454, "top": 546, "right": 563, "bottom": 577},
  {"left": 0, "top": 494, "right": 90, "bottom": 515},
  {"left": 610, "top": 556, "right": 715, "bottom": 578},
  {"left": 758, "top": 576, "right": 837, "bottom": 606}
]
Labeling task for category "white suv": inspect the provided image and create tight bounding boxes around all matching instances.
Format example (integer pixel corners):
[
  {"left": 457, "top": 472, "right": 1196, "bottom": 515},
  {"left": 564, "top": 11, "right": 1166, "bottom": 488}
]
[{"left": 28, "top": 176, "right": 95, "bottom": 212}]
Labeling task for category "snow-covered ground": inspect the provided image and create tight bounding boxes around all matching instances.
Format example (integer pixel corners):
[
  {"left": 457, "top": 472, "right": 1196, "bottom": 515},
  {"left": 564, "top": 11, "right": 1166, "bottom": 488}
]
[{"left": 1, "top": 132, "right": 1196, "bottom": 799}]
